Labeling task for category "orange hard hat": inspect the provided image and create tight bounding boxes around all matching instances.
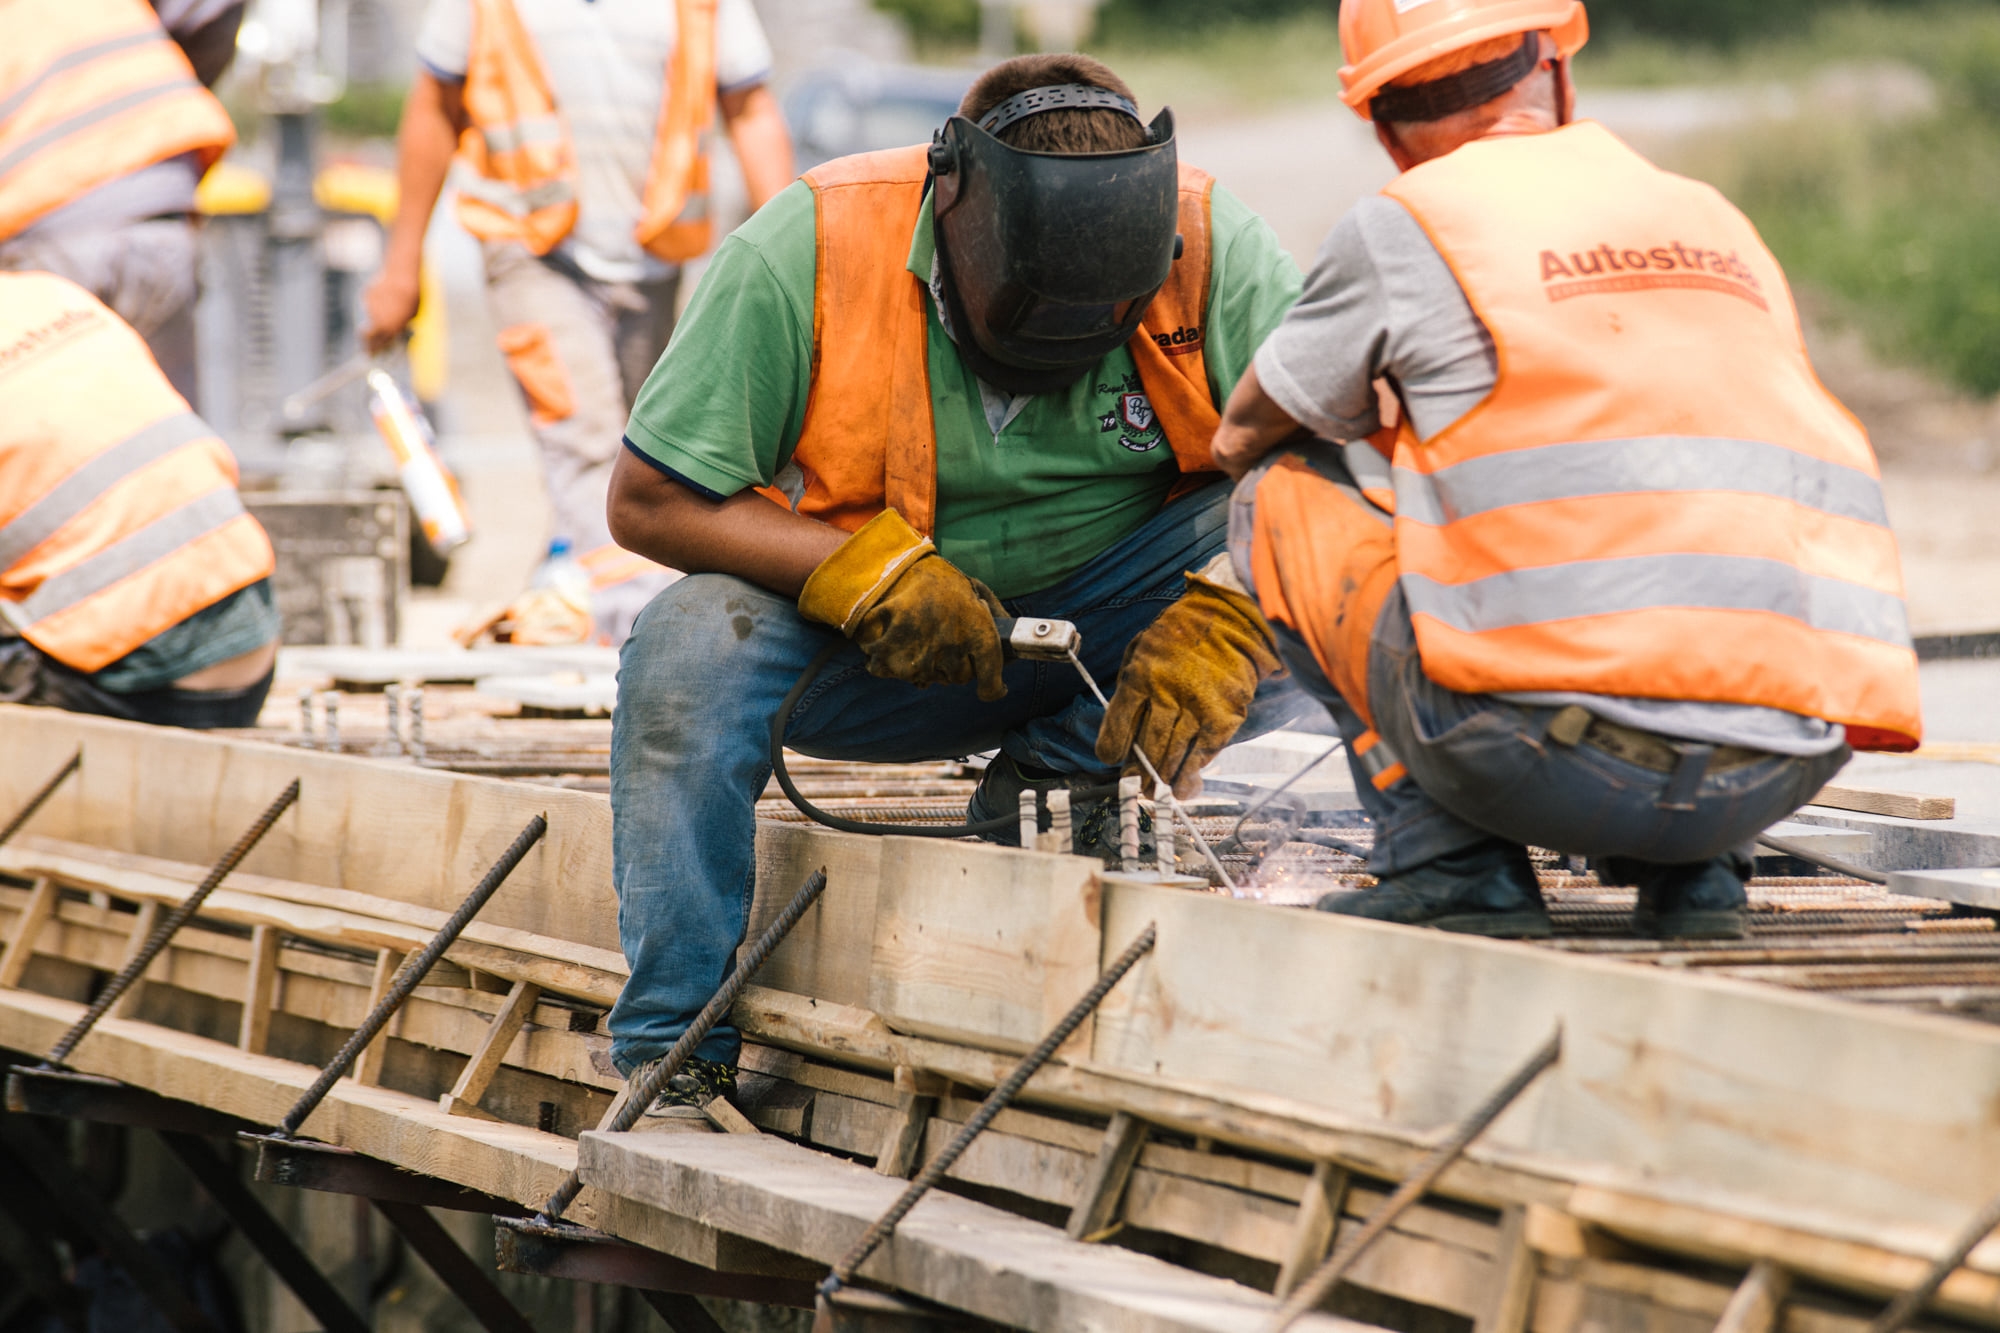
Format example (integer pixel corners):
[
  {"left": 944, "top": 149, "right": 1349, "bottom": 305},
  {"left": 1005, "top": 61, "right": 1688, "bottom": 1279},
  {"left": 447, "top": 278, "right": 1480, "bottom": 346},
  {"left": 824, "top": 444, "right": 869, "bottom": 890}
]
[{"left": 1338, "top": 0, "right": 1589, "bottom": 120}]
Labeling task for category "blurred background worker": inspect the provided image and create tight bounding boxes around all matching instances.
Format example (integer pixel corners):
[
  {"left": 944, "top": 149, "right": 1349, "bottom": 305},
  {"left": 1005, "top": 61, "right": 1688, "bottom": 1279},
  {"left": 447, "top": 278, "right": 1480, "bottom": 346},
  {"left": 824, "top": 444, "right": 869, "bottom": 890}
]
[
  {"left": 0, "top": 0, "right": 242, "bottom": 409},
  {"left": 361, "top": 0, "right": 797, "bottom": 646},
  {"left": 1098, "top": 0, "right": 1922, "bottom": 943},
  {"left": 0, "top": 272, "right": 280, "bottom": 729}
]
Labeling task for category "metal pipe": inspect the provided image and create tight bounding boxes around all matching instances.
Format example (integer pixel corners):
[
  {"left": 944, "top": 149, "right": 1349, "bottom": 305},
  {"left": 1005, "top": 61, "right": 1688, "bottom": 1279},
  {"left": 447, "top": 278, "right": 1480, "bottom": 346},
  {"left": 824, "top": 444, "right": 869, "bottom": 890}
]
[
  {"left": 1269, "top": 1028, "right": 1563, "bottom": 1331},
  {"left": 819, "top": 922, "right": 1159, "bottom": 1297},
  {"left": 0, "top": 749, "right": 80, "bottom": 850},
  {"left": 46, "top": 779, "right": 300, "bottom": 1065},
  {"left": 1868, "top": 1187, "right": 2000, "bottom": 1333},
  {"left": 275, "top": 815, "right": 546, "bottom": 1136},
  {"left": 540, "top": 865, "right": 832, "bottom": 1223}
]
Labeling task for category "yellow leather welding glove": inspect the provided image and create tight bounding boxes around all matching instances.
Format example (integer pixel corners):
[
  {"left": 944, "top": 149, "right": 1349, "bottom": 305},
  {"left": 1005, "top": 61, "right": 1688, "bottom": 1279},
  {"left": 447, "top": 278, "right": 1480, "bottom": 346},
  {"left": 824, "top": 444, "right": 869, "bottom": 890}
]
[
  {"left": 798, "top": 508, "right": 1009, "bottom": 702},
  {"left": 1096, "top": 570, "right": 1282, "bottom": 799}
]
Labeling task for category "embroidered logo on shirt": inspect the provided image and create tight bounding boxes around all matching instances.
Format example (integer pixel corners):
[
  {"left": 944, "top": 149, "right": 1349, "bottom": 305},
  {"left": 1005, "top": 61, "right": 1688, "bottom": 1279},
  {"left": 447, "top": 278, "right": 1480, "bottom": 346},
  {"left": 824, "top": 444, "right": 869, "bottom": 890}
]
[{"left": 1095, "top": 372, "right": 1164, "bottom": 452}]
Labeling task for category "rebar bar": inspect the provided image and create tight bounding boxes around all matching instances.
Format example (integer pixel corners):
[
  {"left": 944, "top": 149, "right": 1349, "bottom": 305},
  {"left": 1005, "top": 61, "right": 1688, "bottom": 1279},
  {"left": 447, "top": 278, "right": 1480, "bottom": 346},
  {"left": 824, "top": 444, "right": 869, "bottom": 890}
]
[
  {"left": 819, "top": 922, "right": 1158, "bottom": 1297},
  {"left": 1155, "top": 780, "right": 1176, "bottom": 872},
  {"left": 1119, "top": 776, "right": 1141, "bottom": 871},
  {"left": 1868, "top": 1186, "right": 2000, "bottom": 1333},
  {"left": 1269, "top": 1028, "right": 1563, "bottom": 1331},
  {"left": 46, "top": 779, "right": 300, "bottom": 1064},
  {"left": 275, "top": 814, "right": 546, "bottom": 1136},
  {"left": 0, "top": 749, "right": 80, "bottom": 850},
  {"left": 539, "top": 865, "right": 831, "bottom": 1224}
]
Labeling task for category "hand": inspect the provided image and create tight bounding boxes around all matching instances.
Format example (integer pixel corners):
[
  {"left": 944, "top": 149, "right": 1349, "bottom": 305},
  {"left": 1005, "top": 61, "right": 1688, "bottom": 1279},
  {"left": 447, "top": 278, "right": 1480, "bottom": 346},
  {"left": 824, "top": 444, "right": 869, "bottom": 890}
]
[
  {"left": 798, "top": 509, "right": 1007, "bottom": 701},
  {"left": 361, "top": 269, "right": 420, "bottom": 355},
  {"left": 1096, "top": 573, "right": 1282, "bottom": 798}
]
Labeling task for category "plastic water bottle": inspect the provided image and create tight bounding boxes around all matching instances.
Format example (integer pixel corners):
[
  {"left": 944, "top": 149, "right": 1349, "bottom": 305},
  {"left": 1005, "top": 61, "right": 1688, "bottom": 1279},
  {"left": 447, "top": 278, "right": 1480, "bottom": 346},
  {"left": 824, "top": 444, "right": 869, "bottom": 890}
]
[
  {"left": 365, "top": 368, "right": 471, "bottom": 554},
  {"left": 533, "top": 538, "right": 593, "bottom": 615}
]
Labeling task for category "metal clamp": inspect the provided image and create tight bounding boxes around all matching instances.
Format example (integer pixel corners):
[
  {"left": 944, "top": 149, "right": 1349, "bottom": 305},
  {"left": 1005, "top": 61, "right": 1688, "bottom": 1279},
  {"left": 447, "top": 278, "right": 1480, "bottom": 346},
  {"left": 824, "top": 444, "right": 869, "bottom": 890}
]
[{"left": 997, "top": 616, "right": 1082, "bottom": 662}]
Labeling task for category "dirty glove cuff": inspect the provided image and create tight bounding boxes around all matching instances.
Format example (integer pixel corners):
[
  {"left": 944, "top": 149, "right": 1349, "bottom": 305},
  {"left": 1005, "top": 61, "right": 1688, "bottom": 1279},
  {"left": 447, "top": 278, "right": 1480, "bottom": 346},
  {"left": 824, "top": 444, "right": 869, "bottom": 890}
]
[{"left": 797, "top": 508, "right": 936, "bottom": 634}]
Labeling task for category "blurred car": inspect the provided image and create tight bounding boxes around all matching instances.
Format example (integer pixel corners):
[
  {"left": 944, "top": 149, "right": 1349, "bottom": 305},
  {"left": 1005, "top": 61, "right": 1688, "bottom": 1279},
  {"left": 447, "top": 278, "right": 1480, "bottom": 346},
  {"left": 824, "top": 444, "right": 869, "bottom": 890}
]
[{"left": 783, "top": 61, "right": 977, "bottom": 171}]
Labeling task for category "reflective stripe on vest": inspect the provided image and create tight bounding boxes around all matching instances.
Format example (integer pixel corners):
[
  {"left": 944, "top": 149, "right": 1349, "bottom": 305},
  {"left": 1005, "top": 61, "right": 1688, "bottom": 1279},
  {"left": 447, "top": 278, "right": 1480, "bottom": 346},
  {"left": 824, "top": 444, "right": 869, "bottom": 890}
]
[
  {"left": 480, "top": 115, "right": 565, "bottom": 157},
  {"left": 1378, "top": 122, "right": 1920, "bottom": 749},
  {"left": 14, "top": 486, "right": 247, "bottom": 624},
  {"left": 793, "top": 146, "right": 1221, "bottom": 537},
  {"left": 0, "top": 0, "right": 235, "bottom": 239},
  {"left": 0, "top": 411, "right": 209, "bottom": 569}
]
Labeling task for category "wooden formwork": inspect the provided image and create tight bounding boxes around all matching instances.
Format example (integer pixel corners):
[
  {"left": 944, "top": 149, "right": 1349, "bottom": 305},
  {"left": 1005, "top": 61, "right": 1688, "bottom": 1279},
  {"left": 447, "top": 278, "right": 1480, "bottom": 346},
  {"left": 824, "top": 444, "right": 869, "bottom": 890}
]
[{"left": 1, "top": 705, "right": 1999, "bottom": 1333}]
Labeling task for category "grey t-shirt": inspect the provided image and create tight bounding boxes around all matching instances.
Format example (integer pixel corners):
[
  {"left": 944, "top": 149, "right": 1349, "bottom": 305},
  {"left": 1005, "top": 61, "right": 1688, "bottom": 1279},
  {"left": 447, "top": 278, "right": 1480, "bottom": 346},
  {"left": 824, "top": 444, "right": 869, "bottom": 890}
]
[{"left": 1255, "top": 196, "right": 1842, "bottom": 756}]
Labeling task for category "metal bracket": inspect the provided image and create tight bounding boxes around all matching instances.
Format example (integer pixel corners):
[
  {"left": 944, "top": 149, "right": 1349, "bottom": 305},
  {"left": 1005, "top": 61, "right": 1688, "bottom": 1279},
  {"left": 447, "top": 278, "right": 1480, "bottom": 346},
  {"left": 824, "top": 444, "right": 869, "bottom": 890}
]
[
  {"left": 5, "top": 1064, "right": 250, "bottom": 1134},
  {"left": 493, "top": 1216, "right": 816, "bottom": 1307},
  {"left": 243, "top": 1132, "right": 530, "bottom": 1214}
]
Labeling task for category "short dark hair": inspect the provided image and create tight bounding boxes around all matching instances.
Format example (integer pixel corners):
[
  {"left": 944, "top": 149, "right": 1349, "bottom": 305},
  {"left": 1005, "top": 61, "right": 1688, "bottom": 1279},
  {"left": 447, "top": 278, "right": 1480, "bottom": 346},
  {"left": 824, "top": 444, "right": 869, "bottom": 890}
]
[{"left": 959, "top": 54, "right": 1148, "bottom": 154}]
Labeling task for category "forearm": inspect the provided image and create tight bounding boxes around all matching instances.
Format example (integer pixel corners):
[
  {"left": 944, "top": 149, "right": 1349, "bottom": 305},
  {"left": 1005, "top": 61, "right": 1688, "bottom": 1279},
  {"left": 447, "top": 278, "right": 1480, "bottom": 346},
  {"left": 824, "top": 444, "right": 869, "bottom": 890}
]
[
  {"left": 1211, "top": 361, "right": 1307, "bottom": 480},
  {"left": 720, "top": 84, "right": 796, "bottom": 211},
  {"left": 383, "top": 73, "right": 465, "bottom": 281},
  {"left": 607, "top": 449, "right": 843, "bottom": 598}
]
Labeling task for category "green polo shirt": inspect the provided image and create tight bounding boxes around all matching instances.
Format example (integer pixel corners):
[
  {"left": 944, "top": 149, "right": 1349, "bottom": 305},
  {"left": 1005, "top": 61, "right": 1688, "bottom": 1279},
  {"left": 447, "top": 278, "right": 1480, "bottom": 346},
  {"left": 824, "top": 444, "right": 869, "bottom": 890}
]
[{"left": 623, "top": 175, "right": 1300, "bottom": 598}]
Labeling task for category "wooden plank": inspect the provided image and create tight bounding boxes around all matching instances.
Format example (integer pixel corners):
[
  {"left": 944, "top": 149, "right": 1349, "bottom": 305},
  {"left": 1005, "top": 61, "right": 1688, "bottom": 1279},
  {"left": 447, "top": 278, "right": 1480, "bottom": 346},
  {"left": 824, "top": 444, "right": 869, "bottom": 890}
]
[
  {"left": 1811, "top": 784, "right": 1955, "bottom": 821},
  {"left": 875, "top": 1091, "right": 934, "bottom": 1179},
  {"left": 352, "top": 948, "right": 404, "bottom": 1087},
  {"left": 0, "top": 877, "right": 56, "bottom": 988},
  {"left": 702, "top": 1099, "right": 761, "bottom": 1136},
  {"left": 444, "top": 980, "right": 541, "bottom": 1113},
  {"left": 1713, "top": 1260, "right": 1789, "bottom": 1333},
  {"left": 576, "top": 1129, "right": 1356, "bottom": 1333},
  {"left": 1274, "top": 1162, "right": 1347, "bottom": 1300},
  {"left": 108, "top": 901, "right": 163, "bottom": 1020},
  {"left": 1477, "top": 1205, "right": 1534, "bottom": 1333},
  {"left": 1066, "top": 1112, "right": 1147, "bottom": 1241},
  {"left": 237, "top": 925, "right": 283, "bottom": 1054}
]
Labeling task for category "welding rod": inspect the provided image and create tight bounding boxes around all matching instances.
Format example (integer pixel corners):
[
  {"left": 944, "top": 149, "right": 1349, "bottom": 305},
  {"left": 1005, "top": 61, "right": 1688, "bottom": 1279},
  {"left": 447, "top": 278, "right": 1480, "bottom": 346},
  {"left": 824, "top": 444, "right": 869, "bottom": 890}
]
[
  {"left": 274, "top": 815, "right": 546, "bottom": 1137},
  {"left": 0, "top": 749, "right": 80, "bottom": 850},
  {"left": 1868, "top": 1186, "right": 2000, "bottom": 1333},
  {"left": 46, "top": 779, "right": 300, "bottom": 1065},
  {"left": 540, "top": 865, "right": 832, "bottom": 1224},
  {"left": 819, "top": 922, "right": 1158, "bottom": 1299},
  {"left": 1062, "top": 647, "right": 1238, "bottom": 892},
  {"left": 1269, "top": 1028, "right": 1562, "bottom": 1332}
]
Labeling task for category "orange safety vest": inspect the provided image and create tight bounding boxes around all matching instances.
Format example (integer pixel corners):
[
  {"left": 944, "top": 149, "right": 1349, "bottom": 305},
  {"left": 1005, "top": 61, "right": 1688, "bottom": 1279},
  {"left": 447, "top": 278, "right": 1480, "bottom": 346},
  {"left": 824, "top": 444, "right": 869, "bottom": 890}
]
[
  {"left": 1270, "top": 122, "right": 1920, "bottom": 750},
  {"left": 0, "top": 0, "right": 235, "bottom": 241},
  {"left": 794, "top": 145, "right": 1221, "bottom": 536},
  {"left": 0, "top": 273, "right": 274, "bottom": 672},
  {"left": 456, "top": 0, "right": 717, "bottom": 263}
]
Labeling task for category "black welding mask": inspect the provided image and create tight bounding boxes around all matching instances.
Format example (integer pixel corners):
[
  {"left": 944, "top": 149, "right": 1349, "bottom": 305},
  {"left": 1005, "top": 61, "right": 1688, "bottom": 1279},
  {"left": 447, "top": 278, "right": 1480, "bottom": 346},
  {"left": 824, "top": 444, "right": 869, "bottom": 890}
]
[{"left": 928, "top": 86, "right": 1180, "bottom": 396}]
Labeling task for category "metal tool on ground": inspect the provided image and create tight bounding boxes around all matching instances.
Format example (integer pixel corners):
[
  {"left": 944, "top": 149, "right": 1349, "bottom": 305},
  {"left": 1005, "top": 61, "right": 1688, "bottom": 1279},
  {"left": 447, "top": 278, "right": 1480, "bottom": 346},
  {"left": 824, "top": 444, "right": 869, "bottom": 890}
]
[
  {"left": 0, "top": 748, "right": 80, "bottom": 849},
  {"left": 1268, "top": 1028, "right": 1563, "bottom": 1331},
  {"left": 43, "top": 779, "right": 300, "bottom": 1065},
  {"left": 1758, "top": 831, "right": 1888, "bottom": 885},
  {"left": 268, "top": 814, "right": 546, "bottom": 1137},
  {"left": 817, "top": 922, "right": 1159, "bottom": 1304},
  {"left": 1867, "top": 1183, "right": 2000, "bottom": 1333},
  {"left": 539, "top": 865, "right": 832, "bottom": 1224}
]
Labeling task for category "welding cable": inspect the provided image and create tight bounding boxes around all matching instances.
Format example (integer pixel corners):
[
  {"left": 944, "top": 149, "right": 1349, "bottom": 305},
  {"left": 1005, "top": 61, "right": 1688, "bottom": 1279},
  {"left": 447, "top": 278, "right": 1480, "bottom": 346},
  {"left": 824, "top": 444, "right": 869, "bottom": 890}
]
[
  {"left": 769, "top": 640, "right": 1114, "bottom": 839},
  {"left": 1226, "top": 738, "right": 1343, "bottom": 852},
  {"left": 1754, "top": 832, "right": 1889, "bottom": 886}
]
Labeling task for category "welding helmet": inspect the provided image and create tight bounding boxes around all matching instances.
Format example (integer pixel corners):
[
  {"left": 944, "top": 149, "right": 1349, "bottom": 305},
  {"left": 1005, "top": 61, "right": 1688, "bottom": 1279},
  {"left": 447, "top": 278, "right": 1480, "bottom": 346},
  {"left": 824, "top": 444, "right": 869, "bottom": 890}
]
[
  {"left": 1338, "top": 0, "right": 1588, "bottom": 121},
  {"left": 928, "top": 85, "right": 1180, "bottom": 396}
]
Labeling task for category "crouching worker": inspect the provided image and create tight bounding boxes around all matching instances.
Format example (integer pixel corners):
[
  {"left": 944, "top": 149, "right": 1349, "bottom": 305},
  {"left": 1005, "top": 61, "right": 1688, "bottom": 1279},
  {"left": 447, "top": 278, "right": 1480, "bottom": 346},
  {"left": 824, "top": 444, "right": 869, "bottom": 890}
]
[
  {"left": 0, "top": 272, "right": 279, "bottom": 728},
  {"left": 1097, "top": 0, "right": 1922, "bottom": 942},
  {"left": 602, "top": 55, "right": 1307, "bottom": 1110}
]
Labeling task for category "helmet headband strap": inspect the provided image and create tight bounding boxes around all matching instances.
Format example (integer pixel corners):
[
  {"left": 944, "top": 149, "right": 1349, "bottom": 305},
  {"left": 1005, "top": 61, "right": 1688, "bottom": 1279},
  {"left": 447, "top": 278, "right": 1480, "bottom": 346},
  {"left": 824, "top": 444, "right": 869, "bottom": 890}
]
[
  {"left": 1369, "top": 34, "right": 1542, "bottom": 124},
  {"left": 976, "top": 83, "right": 1143, "bottom": 138}
]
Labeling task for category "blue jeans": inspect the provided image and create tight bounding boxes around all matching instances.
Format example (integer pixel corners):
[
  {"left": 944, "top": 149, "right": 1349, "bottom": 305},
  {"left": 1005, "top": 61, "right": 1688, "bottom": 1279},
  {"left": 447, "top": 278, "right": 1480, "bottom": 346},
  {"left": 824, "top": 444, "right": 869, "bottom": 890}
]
[{"left": 608, "top": 481, "right": 1312, "bottom": 1073}]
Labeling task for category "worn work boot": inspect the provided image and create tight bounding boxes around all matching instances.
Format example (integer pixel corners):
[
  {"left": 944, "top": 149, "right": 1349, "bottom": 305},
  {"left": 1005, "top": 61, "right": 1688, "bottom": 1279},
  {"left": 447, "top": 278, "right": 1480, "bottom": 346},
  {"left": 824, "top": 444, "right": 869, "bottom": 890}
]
[
  {"left": 1314, "top": 840, "right": 1552, "bottom": 938},
  {"left": 1601, "top": 854, "right": 1750, "bottom": 940},
  {"left": 638, "top": 1055, "right": 738, "bottom": 1125},
  {"left": 967, "top": 754, "right": 1150, "bottom": 865}
]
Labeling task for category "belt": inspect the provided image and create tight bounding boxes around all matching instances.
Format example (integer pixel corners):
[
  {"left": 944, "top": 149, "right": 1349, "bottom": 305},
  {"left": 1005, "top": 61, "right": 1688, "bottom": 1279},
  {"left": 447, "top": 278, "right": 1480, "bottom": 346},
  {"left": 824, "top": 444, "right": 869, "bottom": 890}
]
[{"left": 1546, "top": 701, "right": 1770, "bottom": 773}]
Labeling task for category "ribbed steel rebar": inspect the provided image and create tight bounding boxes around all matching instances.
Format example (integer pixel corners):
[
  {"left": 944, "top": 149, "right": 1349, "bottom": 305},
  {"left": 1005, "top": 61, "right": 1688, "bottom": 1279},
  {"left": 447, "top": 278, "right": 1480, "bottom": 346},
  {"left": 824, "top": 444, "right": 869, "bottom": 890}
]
[
  {"left": 46, "top": 778, "right": 300, "bottom": 1065},
  {"left": 1869, "top": 1187, "right": 2000, "bottom": 1333},
  {"left": 275, "top": 814, "right": 546, "bottom": 1136},
  {"left": 0, "top": 749, "right": 81, "bottom": 849},
  {"left": 819, "top": 922, "right": 1158, "bottom": 1296},
  {"left": 539, "top": 865, "right": 831, "bottom": 1223},
  {"left": 1269, "top": 1028, "right": 1563, "bottom": 1331}
]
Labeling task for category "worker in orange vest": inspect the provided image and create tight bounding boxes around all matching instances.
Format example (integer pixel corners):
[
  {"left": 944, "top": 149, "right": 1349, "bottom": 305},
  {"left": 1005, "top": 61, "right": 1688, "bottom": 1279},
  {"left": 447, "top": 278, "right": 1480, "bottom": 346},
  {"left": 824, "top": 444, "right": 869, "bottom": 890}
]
[
  {"left": 0, "top": 272, "right": 279, "bottom": 729},
  {"left": 0, "top": 0, "right": 241, "bottom": 408},
  {"left": 1098, "top": 0, "right": 1922, "bottom": 942},
  {"left": 598, "top": 55, "right": 1307, "bottom": 1112},
  {"left": 361, "top": 0, "right": 796, "bottom": 646}
]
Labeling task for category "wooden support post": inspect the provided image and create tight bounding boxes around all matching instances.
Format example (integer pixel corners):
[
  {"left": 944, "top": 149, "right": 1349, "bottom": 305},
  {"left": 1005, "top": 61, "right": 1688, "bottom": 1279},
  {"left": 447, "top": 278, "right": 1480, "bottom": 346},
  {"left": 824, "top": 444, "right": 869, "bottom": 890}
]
[
  {"left": 108, "top": 902, "right": 164, "bottom": 1020},
  {"left": 237, "top": 926, "right": 282, "bottom": 1054},
  {"left": 875, "top": 1067, "right": 945, "bottom": 1179},
  {"left": 1714, "top": 1260, "right": 1790, "bottom": 1333},
  {"left": 1065, "top": 1112, "right": 1147, "bottom": 1242},
  {"left": 0, "top": 878, "right": 56, "bottom": 989},
  {"left": 351, "top": 948, "right": 405, "bottom": 1087},
  {"left": 1273, "top": 1161, "right": 1349, "bottom": 1301},
  {"left": 439, "top": 980, "right": 539, "bottom": 1117},
  {"left": 1477, "top": 1204, "right": 1536, "bottom": 1333},
  {"left": 702, "top": 1098, "right": 761, "bottom": 1136}
]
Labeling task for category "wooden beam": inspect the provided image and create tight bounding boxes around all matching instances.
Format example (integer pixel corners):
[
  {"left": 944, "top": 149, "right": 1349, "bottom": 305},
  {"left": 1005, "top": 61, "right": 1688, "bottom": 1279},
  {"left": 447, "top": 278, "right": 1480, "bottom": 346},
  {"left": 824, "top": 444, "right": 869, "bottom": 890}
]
[
  {"left": 1273, "top": 1161, "right": 1348, "bottom": 1301},
  {"left": 108, "top": 900, "right": 163, "bottom": 1020},
  {"left": 874, "top": 1091, "right": 935, "bottom": 1180},
  {"left": 1712, "top": 1260, "right": 1789, "bottom": 1333},
  {"left": 702, "top": 1099, "right": 760, "bottom": 1136},
  {"left": 237, "top": 925, "right": 282, "bottom": 1054},
  {"left": 1477, "top": 1205, "right": 1535, "bottom": 1333},
  {"left": 352, "top": 948, "right": 405, "bottom": 1087},
  {"left": 0, "top": 877, "right": 55, "bottom": 988},
  {"left": 1066, "top": 1112, "right": 1147, "bottom": 1241},
  {"left": 443, "top": 980, "right": 540, "bottom": 1115},
  {"left": 1811, "top": 784, "right": 1955, "bottom": 821}
]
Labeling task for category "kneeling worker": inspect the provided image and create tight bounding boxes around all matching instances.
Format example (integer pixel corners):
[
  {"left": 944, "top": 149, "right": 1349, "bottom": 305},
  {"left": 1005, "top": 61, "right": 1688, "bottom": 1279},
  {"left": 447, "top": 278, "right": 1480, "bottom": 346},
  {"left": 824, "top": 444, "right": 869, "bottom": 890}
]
[
  {"left": 0, "top": 272, "right": 279, "bottom": 728},
  {"left": 603, "top": 55, "right": 1305, "bottom": 1107},
  {"left": 1100, "top": 0, "right": 1921, "bottom": 941}
]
